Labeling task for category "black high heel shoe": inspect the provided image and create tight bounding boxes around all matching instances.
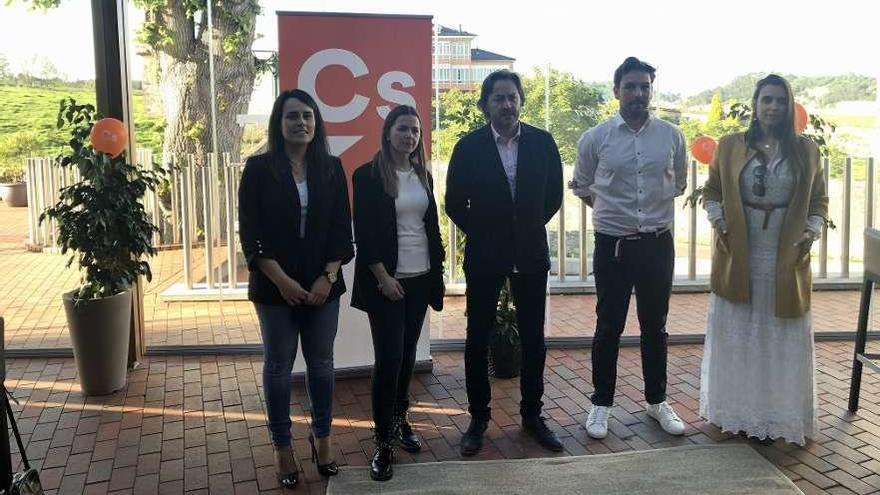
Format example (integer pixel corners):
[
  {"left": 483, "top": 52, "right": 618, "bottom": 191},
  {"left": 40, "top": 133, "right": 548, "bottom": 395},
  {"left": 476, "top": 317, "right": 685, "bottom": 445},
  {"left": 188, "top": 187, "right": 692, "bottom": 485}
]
[
  {"left": 273, "top": 446, "right": 298, "bottom": 489},
  {"left": 308, "top": 434, "right": 339, "bottom": 477}
]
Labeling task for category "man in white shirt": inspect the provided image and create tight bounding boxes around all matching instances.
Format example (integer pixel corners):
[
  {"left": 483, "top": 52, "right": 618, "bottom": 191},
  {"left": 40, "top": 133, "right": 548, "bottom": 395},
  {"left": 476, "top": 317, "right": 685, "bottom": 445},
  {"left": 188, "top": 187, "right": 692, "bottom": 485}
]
[{"left": 571, "top": 57, "right": 687, "bottom": 440}]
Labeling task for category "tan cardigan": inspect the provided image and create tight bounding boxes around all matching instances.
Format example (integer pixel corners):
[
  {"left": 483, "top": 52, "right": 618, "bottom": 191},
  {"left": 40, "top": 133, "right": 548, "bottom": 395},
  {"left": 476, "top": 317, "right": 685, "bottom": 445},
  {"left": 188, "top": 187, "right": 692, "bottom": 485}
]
[{"left": 703, "top": 132, "right": 828, "bottom": 318}]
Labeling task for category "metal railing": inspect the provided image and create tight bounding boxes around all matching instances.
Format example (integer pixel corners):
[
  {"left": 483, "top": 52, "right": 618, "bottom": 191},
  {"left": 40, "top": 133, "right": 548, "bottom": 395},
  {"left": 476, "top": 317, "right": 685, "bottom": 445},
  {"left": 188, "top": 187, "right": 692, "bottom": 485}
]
[
  {"left": 25, "top": 156, "right": 80, "bottom": 250},
  {"left": 161, "top": 151, "right": 243, "bottom": 291},
  {"left": 26, "top": 153, "right": 877, "bottom": 294},
  {"left": 439, "top": 157, "right": 875, "bottom": 289},
  {"left": 25, "top": 150, "right": 245, "bottom": 293}
]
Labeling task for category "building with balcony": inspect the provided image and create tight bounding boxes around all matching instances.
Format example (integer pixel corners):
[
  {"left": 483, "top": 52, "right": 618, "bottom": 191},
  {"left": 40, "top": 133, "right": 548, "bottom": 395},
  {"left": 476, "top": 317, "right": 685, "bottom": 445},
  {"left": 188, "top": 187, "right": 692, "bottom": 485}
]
[{"left": 433, "top": 25, "right": 515, "bottom": 92}]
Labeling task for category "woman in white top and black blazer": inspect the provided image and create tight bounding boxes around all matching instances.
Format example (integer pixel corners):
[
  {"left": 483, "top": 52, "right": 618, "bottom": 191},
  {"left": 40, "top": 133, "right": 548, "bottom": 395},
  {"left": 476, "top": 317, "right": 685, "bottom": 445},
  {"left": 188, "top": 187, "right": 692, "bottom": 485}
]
[{"left": 351, "top": 105, "right": 445, "bottom": 481}]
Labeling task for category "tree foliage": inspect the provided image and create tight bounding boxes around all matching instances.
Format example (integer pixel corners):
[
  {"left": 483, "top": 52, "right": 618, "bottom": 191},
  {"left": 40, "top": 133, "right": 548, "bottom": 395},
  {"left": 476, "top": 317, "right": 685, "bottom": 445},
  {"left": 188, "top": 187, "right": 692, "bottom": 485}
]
[
  {"left": 20, "top": 0, "right": 260, "bottom": 160},
  {"left": 434, "top": 69, "right": 608, "bottom": 165},
  {"left": 434, "top": 89, "right": 483, "bottom": 163},
  {"left": 520, "top": 68, "right": 607, "bottom": 165},
  {"left": 707, "top": 93, "right": 723, "bottom": 124}
]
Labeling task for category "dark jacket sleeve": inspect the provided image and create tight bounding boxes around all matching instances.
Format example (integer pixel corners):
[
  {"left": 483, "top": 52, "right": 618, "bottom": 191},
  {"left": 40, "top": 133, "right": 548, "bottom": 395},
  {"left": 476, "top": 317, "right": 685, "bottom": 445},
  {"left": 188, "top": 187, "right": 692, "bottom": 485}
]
[
  {"left": 445, "top": 139, "right": 471, "bottom": 234},
  {"left": 428, "top": 172, "right": 447, "bottom": 268},
  {"left": 326, "top": 158, "right": 354, "bottom": 265},
  {"left": 352, "top": 165, "right": 382, "bottom": 266},
  {"left": 238, "top": 157, "right": 274, "bottom": 271},
  {"left": 544, "top": 133, "right": 564, "bottom": 223}
]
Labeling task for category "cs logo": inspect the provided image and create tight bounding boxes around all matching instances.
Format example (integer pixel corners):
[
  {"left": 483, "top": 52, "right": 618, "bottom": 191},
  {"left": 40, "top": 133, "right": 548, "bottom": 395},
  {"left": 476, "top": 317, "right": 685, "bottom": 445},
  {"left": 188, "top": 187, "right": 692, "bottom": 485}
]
[{"left": 298, "top": 48, "right": 418, "bottom": 155}]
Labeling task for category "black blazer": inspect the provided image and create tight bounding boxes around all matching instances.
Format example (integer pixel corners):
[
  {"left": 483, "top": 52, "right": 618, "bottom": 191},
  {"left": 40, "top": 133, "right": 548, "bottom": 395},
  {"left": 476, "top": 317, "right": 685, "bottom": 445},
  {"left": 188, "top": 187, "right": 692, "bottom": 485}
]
[
  {"left": 238, "top": 152, "right": 354, "bottom": 305},
  {"left": 350, "top": 161, "right": 445, "bottom": 312},
  {"left": 445, "top": 123, "right": 563, "bottom": 276}
]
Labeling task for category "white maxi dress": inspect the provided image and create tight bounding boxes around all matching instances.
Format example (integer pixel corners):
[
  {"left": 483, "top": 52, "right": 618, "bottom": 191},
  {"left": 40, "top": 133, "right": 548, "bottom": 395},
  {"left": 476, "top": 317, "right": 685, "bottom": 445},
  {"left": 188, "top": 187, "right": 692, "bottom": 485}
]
[{"left": 700, "top": 156, "right": 818, "bottom": 446}]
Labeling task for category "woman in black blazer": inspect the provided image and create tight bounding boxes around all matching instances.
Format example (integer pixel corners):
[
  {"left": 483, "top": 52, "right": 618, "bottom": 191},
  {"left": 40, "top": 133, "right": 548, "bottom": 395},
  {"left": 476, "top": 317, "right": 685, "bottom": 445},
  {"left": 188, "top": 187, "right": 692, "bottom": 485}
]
[
  {"left": 238, "top": 89, "right": 353, "bottom": 489},
  {"left": 351, "top": 105, "right": 445, "bottom": 481}
]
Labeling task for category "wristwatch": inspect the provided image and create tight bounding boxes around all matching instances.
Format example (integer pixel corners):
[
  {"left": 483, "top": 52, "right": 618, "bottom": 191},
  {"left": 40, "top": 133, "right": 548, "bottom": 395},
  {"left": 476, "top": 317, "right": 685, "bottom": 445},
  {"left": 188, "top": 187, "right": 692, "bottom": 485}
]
[{"left": 324, "top": 270, "right": 338, "bottom": 283}]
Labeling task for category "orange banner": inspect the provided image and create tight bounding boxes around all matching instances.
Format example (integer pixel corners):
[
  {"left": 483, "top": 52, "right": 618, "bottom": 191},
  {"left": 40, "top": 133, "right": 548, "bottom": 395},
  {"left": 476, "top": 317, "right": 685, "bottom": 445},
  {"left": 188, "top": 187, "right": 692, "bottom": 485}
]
[{"left": 278, "top": 12, "right": 434, "bottom": 186}]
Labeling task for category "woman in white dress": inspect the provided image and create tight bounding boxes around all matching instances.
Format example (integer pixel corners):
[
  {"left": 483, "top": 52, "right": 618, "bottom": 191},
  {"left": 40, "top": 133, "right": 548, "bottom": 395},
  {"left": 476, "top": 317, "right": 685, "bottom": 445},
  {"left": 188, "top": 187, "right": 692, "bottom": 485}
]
[{"left": 700, "top": 74, "right": 828, "bottom": 445}]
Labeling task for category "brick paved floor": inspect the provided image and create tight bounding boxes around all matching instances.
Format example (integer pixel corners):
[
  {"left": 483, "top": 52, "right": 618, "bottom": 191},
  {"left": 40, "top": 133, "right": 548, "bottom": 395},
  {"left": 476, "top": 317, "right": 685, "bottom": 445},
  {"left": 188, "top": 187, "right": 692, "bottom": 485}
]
[
  {"left": 1, "top": 201, "right": 878, "bottom": 350},
  {"left": 2, "top": 342, "right": 880, "bottom": 494}
]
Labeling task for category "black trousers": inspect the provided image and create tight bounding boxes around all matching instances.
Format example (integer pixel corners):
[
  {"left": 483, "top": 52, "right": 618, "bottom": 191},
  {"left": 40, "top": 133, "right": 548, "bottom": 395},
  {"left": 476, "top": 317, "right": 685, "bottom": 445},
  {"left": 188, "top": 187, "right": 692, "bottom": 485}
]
[
  {"left": 465, "top": 271, "right": 548, "bottom": 421},
  {"left": 591, "top": 231, "right": 673, "bottom": 407},
  {"left": 368, "top": 273, "right": 431, "bottom": 437}
]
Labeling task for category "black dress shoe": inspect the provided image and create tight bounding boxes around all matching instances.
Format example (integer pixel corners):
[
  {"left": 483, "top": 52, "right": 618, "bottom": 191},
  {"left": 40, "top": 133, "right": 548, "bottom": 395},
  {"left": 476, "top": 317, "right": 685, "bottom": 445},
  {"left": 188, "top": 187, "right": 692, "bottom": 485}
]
[
  {"left": 522, "top": 416, "right": 563, "bottom": 452},
  {"left": 394, "top": 412, "right": 422, "bottom": 453},
  {"left": 370, "top": 437, "right": 394, "bottom": 481},
  {"left": 459, "top": 419, "right": 488, "bottom": 456}
]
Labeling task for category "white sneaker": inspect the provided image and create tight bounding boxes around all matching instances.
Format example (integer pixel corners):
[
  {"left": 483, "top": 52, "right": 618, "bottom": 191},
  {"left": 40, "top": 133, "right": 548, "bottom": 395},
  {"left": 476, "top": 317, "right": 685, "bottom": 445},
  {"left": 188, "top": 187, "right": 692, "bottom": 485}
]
[
  {"left": 585, "top": 405, "right": 610, "bottom": 439},
  {"left": 646, "top": 401, "right": 685, "bottom": 435}
]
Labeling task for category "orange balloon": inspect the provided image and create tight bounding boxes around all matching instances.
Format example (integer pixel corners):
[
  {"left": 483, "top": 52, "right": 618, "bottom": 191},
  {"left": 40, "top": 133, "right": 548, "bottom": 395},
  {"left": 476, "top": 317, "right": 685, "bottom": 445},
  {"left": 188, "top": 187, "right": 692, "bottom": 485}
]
[
  {"left": 794, "top": 103, "right": 809, "bottom": 135},
  {"left": 691, "top": 136, "right": 717, "bottom": 164},
  {"left": 90, "top": 118, "right": 128, "bottom": 158}
]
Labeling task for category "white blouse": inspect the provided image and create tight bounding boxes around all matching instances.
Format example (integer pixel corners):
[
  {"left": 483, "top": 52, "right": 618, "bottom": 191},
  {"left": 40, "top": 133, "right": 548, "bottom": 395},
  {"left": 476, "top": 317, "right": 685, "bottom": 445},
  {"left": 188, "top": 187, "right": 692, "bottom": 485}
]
[
  {"left": 394, "top": 169, "right": 430, "bottom": 277},
  {"left": 295, "top": 178, "right": 308, "bottom": 239}
]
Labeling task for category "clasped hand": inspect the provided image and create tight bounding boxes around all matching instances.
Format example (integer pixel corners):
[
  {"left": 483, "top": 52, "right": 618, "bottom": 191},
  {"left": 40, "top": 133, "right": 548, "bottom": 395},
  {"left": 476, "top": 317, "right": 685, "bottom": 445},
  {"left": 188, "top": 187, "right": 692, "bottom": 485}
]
[{"left": 278, "top": 276, "right": 331, "bottom": 306}]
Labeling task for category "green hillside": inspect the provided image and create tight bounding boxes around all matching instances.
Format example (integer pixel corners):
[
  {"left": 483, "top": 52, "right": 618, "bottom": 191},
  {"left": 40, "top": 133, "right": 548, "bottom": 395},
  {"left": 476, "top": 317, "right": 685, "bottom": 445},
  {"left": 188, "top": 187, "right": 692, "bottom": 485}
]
[
  {"left": 686, "top": 73, "right": 877, "bottom": 107},
  {"left": 0, "top": 84, "right": 164, "bottom": 158}
]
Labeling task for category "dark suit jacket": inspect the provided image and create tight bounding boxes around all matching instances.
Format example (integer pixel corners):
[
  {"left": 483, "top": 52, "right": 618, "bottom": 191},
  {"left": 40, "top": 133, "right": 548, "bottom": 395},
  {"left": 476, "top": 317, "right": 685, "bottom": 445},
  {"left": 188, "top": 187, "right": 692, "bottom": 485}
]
[
  {"left": 445, "top": 123, "right": 563, "bottom": 276},
  {"left": 350, "top": 161, "right": 445, "bottom": 312},
  {"left": 238, "top": 152, "right": 354, "bottom": 305}
]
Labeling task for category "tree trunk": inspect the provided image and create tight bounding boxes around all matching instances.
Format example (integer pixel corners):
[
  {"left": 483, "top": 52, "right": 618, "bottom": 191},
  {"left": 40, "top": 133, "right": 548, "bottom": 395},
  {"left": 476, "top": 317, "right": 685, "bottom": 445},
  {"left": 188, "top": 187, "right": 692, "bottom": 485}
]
[
  {"left": 148, "top": 1, "right": 258, "bottom": 162},
  {"left": 139, "top": 1, "right": 258, "bottom": 247}
]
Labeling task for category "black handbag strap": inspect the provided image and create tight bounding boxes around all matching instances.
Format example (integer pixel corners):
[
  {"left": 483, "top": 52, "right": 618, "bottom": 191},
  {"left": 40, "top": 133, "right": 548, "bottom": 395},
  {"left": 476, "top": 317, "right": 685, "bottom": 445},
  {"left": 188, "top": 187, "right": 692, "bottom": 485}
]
[{"left": 1, "top": 385, "right": 29, "bottom": 470}]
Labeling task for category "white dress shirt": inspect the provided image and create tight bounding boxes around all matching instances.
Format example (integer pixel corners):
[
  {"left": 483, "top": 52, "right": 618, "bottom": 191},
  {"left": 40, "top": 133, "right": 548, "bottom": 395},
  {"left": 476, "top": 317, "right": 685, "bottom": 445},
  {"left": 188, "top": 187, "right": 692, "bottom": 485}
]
[
  {"left": 491, "top": 123, "right": 521, "bottom": 200},
  {"left": 572, "top": 113, "right": 687, "bottom": 236}
]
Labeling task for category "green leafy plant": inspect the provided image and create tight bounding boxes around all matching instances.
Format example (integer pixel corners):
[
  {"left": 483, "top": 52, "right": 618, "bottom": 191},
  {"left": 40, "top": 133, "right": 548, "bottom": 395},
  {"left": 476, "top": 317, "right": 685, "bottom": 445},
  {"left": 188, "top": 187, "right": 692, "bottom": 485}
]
[
  {"left": 0, "top": 160, "right": 24, "bottom": 183},
  {"left": 40, "top": 98, "right": 167, "bottom": 300},
  {"left": 495, "top": 278, "right": 518, "bottom": 339},
  {"left": 0, "top": 130, "right": 40, "bottom": 183},
  {"left": 489, "top": 277, "right": 521, "bottom": 379}
]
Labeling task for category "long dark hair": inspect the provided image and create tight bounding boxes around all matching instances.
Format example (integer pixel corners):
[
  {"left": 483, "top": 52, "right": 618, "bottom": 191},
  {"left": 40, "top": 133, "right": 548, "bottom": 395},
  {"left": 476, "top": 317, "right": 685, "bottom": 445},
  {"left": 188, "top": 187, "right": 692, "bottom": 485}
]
[
  {"left": 266, "top": 89, "right": 335, "bottom": 181},
  {"left": 745, "top": 74, "right": 805, "bottom": 169},
  {"left": 372, "top": 105, "right": 429, "bottom": 197}
]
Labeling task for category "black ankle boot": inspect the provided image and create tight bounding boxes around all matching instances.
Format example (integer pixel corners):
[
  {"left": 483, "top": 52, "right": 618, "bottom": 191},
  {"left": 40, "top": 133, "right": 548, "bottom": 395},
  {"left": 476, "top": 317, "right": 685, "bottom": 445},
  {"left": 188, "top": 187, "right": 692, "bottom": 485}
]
[
  {"left": 394, "top": 410, "right": 422, "bottom": 453},
  {"left": 370, "top": 436, "right": 394, "bottom": 481}
]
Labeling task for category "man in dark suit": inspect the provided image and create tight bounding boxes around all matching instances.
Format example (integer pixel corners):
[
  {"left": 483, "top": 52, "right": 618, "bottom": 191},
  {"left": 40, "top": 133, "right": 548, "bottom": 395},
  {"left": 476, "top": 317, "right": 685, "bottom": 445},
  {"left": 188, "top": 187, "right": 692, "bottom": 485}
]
[{"left": 445, "top": 70, "right": 564, "bottom": 455}]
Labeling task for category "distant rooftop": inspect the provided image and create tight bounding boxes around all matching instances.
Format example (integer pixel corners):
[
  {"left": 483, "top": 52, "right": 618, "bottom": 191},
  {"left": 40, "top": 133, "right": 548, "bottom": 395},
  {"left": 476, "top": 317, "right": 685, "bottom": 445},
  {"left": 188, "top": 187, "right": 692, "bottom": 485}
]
[
  {"left": 471, "top": 48, "right": 515, "bottom": 62},
  {"left": 437, "top": 25, "right": 476, "bottom": 37}
]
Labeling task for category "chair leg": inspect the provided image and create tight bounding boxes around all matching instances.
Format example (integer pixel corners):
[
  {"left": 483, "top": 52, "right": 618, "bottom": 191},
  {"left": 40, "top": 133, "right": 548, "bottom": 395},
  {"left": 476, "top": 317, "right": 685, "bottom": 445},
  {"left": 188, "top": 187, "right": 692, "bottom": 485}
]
[{"left": 849, "top": 278, "right": 873, "bottom": 412}]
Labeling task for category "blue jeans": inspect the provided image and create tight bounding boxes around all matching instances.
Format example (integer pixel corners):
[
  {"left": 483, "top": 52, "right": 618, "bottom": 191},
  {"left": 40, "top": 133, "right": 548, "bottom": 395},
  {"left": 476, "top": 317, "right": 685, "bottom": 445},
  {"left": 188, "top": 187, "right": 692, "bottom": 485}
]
[{"left": 254, "top": 299, "right": 340, "bottom": 447}]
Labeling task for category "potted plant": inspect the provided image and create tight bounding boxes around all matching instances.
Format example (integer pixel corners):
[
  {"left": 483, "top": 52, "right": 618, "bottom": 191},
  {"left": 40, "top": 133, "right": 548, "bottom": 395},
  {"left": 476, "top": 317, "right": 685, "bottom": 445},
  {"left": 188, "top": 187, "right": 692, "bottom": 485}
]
[
  {"left": 0, "top": 131, "right": 38, "bottom": 207},
  {"left": 41, "top": 98, "right": 165, "bottom": 395},
  {"left": 489, "top": 277, "right": 521, "bottom": 378}
]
